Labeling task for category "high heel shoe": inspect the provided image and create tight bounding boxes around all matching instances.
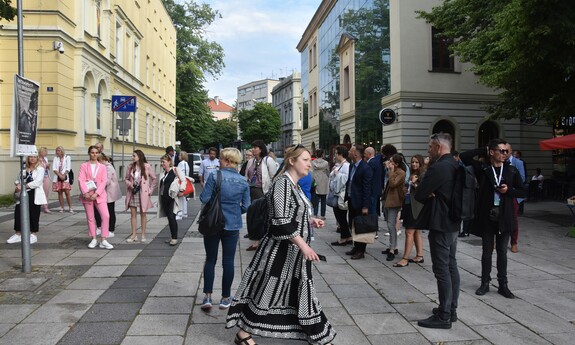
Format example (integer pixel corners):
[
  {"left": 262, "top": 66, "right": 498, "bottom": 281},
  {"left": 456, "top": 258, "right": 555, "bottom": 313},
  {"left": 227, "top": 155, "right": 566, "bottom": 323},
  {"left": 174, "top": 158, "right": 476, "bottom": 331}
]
[{"left": 126, "top": 235, "right": 138, "bottom": 243}]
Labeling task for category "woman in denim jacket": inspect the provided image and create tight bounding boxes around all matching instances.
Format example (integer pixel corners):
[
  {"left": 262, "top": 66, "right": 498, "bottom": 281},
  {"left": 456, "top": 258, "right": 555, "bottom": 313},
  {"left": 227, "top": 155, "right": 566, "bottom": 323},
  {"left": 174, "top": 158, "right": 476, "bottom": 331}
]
[{"left": 199, "top": 148, "right": 250, "bottom": 311}]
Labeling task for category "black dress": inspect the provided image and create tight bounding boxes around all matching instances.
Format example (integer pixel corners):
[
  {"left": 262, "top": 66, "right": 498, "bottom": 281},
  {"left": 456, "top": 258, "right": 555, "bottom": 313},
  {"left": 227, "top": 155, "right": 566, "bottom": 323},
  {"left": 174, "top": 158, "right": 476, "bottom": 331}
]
[{"left": 226, "top": 174, "right": 336, "bottom": 345}]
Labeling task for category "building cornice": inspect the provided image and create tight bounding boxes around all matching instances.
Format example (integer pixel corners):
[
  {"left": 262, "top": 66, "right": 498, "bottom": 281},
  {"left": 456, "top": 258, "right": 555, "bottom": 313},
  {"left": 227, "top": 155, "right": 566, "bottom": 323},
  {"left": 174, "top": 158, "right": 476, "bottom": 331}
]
[{"left": 381, "top": 91, "right": 499, "bottom": 106}]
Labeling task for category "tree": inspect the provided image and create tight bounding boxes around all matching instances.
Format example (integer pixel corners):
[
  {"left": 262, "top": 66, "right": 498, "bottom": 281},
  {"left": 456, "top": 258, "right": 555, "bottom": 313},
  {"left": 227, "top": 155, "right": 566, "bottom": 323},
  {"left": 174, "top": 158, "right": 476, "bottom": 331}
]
[
  {"left": 0, "top": 0, "right": 16, "bottom": 21},
  {"left": 418, "top": 0, "right": 575, "bottom": 122},
  {"left": 208, "top": 118, "right": 237, "bottom": 148},
  {"left": 162, "top": 0, "right": 225, "bottom": 151},
  {"left": 238, "top": 103, "right": 281, "bottom": 144}
]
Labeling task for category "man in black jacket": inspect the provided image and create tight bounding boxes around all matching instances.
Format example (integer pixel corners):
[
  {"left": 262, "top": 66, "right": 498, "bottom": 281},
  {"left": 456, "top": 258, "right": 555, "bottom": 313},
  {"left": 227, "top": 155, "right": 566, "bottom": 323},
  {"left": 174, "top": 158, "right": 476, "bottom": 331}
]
[
  {"left": 460, "top": 139, "right": 525, "bottom": 299},
  {"left": 414, "top": 133, "right": 460, "bottom": 329}
]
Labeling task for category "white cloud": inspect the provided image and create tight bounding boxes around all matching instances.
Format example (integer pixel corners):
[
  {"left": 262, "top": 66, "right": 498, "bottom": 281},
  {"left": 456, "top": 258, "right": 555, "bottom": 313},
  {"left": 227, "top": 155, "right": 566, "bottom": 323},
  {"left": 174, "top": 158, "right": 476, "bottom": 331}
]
[{"left": 200, "top": 0, "right": 321, "bottom": 103}]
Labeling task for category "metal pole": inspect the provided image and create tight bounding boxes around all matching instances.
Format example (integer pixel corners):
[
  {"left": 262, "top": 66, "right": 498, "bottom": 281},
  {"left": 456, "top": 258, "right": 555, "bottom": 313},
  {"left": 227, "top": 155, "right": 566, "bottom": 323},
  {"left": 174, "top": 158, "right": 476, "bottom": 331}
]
[
  {"left": 111, "top": 112, "right": 115, "bottom": 169},
  {"left": 122, "top": 126, "right": 125, "bottom": 177},
  {"left": 17, "top": 0, "right": 32, "bottom": 273},
  {"left": 132, "top": 111, "right": 135, "bottom": 152}
]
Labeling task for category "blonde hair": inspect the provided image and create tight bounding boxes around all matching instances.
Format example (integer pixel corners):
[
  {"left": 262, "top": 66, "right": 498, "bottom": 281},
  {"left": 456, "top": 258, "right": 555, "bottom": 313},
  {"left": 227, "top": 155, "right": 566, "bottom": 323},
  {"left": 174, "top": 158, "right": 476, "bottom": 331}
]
[
  {"left": 276, "top": 145, "right": 309, "bottom": 177},
  {"left": 160, "top": 154, "right": 174, "bottom": 167},
  {"left": 220, "top": 148, "right": 242, "bottom": 166},
  {"left": 179, "top": 151, "right": 189, "bottom": 162},
  {"left": 39, "top": 147, "right": 48, "bottom": 157},
  {"left": 26, "top": 155, "right": 40, "bottom": 170}
]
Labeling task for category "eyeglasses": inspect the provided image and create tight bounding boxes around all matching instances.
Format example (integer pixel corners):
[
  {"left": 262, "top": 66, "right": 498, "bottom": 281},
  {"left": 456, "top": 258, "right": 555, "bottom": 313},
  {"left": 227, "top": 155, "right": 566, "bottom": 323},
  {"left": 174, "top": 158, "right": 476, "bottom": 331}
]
[{"left": 495, "top": 149, "right": 509, "bottom": 154}]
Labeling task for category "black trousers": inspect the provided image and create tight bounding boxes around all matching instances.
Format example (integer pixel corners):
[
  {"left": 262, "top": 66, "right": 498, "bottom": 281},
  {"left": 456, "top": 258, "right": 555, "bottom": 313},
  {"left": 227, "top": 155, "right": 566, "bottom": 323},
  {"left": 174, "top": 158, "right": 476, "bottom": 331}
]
[
  {"left": 95, "top": 202, "right": 116, "bottom": 231},
  {"left": 349, "top": 206, "right": 367, "bottom": 252},
  {"left": 160, "top": 195, "right": 178, "bottom": 239},
  {"left": 14, "top": 189, "right": 41, "bottom": 233},
  {"left": 333, "top": 206, "right": 350, "bottom": 239},
  {"left": 481, "top": 221, "right": 510, "bottom": 283},
  {"left": 428, "top": 230, "right": 460, "bottom": 320}
]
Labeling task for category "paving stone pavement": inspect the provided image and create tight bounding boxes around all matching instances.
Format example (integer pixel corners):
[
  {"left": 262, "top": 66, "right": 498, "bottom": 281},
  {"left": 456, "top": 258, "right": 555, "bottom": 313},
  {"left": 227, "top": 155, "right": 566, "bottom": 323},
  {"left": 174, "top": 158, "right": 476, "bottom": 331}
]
[{"left": 0, "top": 193, "right": 574, "bottom": 345}]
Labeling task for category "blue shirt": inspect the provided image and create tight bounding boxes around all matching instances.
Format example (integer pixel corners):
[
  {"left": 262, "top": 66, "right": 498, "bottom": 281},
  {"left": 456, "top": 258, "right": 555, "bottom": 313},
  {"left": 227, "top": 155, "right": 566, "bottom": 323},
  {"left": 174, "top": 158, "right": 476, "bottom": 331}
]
[
  {"left": 298, "top": 172, "right": 313, "bottom": 200},
  {"left": 200, "top": 168, "right": 250, "bottom": 231}
]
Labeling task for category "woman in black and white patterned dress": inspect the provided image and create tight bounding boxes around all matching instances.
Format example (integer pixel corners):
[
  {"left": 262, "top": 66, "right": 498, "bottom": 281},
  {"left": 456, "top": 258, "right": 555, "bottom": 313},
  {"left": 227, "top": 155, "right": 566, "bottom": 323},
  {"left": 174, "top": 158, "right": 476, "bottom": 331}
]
[{"left": 227, "top": 145, "right": 336, "bottom": 345}]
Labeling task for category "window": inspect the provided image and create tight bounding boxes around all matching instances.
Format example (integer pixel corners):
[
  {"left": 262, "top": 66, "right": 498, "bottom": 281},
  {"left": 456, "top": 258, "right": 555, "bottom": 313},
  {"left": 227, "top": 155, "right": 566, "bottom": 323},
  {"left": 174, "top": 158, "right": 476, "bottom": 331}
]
[
  {"left": 96, "top": 85, "right": 102, "bottom": 130},
  {"left": 96, "top": 0, "right": 102, "bottom": 37},
  {"left": 152, "top": 63, "right": 156, "bottom": 92},
  {"left": 134, "top": 40, "right": 140, "bottom": 78},
  {"left": 431, "top": 27, "right": 454, "bottom": 72},
  {"left": 145, "top": 57, "right": 149, "bottom": 86},
  {"left": 343, "top": 66, "right": 350, "bottom": 99},
  {"left": 146, "top": 112, "right": 150, "bottom": 144},
  {"left": 115, "top": 21, "right": 123, "bottom": 64}
]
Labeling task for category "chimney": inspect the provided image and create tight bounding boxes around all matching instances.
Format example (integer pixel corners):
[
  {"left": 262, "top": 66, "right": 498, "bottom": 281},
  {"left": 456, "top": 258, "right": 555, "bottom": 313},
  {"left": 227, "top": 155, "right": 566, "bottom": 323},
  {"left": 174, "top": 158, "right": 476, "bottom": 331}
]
[{"left": 214, "top": 96, "right": 220, "bottom": 105}]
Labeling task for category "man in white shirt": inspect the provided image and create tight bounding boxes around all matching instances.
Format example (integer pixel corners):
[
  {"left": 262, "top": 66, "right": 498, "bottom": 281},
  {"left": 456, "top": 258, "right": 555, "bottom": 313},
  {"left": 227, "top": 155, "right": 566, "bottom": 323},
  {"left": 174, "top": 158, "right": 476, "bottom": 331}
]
[{"left": 199, "top": 147, "right": 220, "bottom": 187}]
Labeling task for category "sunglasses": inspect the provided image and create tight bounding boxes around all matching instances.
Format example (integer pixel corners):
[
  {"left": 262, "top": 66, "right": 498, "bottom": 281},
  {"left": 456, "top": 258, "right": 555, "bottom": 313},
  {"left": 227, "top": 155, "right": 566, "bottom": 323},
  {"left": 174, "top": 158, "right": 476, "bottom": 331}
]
[
  {"left": 290, "top": 144, "right": 305, "bottom": 152},
  {"left": 494, "top": 149, "right": 509, "bottom": 154}
]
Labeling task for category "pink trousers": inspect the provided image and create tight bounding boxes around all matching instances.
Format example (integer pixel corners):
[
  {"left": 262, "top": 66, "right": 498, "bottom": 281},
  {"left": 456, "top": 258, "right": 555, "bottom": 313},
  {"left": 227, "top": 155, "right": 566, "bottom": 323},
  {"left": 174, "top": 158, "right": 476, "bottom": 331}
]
[{"left": 83, "top": 200, "right": 110, "bottom": 238}]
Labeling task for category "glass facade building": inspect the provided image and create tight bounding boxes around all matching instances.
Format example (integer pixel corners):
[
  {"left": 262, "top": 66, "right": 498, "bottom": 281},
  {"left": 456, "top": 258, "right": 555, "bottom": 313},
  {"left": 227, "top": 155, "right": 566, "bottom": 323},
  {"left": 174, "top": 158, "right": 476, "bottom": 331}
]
[{"left": 301, "top": 0, "right": 390, "bottom": 149}]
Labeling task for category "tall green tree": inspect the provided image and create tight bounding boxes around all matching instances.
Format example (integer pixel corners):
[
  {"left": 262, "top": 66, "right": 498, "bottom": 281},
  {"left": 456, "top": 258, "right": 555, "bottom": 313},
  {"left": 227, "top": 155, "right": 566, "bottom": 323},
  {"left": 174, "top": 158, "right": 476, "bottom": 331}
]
[
  {"left": 208, "top": 118, "right": 237, "bottom": 148},
  {"left": 0, "top": 0, "right": 16, "bottom": 21},
  {"left": 238, "top": 103, "right": 281, "bottom": 144},
  {"left": 419, "top": 0, "right": 575, "bottom": 122},
  {"left": 163, "top": 0, "right": 225, "bottom": 151}
]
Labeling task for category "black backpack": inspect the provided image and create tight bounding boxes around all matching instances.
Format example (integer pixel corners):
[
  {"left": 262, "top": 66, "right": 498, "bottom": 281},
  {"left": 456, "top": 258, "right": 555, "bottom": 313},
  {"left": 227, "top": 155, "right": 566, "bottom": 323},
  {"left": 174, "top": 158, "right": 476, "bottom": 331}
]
[
  {"left": 246, "top": 196, "right": 268, "bottom": 240},
  {"left": 449, "top": 164, "right": 477, "bottom": 221}
]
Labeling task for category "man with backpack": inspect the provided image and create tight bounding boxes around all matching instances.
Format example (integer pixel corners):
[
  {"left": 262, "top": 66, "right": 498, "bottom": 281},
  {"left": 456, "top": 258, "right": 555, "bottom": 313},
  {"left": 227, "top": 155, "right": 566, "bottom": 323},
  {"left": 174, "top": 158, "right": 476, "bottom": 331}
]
[
  {"left": 414, "top": 133, "right": 461, "bottom": 329},
  {"left": 460, "top": 139, "right": 525, "bottom": 299}
]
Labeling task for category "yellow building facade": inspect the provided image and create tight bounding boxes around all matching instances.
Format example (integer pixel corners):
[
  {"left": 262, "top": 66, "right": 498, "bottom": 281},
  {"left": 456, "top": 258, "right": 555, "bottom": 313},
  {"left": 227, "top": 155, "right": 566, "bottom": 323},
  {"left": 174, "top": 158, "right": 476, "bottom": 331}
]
[{"left": 0, "top": 0, "right": 176, "bottom": 194}]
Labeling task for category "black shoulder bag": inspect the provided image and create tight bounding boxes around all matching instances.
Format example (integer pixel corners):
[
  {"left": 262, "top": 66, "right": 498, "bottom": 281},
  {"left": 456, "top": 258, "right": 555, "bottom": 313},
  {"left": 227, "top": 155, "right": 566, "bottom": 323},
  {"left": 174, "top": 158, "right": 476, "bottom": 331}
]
[{"left": 197, "top": 171, "right": 225, "bottom": 236}]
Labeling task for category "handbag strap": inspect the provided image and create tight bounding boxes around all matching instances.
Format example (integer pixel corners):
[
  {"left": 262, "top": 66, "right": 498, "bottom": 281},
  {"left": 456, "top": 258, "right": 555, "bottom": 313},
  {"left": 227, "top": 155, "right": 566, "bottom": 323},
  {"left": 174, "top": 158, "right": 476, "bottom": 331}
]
[{"left": 214, "top": 170, "right": 222, "bottom": 200}]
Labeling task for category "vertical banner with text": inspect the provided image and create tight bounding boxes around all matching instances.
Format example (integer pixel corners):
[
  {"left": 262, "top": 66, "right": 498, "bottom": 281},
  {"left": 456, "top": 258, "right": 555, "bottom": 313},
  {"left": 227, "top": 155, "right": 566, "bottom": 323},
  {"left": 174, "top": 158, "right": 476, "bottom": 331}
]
[{"left": 10, "top": 75, "right": 40, "bottom": 157}]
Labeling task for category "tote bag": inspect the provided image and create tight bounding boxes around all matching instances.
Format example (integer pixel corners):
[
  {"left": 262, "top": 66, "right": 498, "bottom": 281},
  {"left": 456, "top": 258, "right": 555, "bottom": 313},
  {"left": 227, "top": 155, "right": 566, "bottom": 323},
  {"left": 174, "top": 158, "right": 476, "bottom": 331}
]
[{"left": 197, "top": 171, "right": 224, "bottom": 236}]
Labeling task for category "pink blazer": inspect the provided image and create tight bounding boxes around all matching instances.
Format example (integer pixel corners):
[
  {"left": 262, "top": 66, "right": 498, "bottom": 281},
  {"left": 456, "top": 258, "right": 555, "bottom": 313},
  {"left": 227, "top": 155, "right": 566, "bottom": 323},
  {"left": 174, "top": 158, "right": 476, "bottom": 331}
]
[
  {"left": 125, "top": 163, "right": 156, "bottom": 211},
  {"left": 78, "top": 161, "right": 108, "bottom": 204}
]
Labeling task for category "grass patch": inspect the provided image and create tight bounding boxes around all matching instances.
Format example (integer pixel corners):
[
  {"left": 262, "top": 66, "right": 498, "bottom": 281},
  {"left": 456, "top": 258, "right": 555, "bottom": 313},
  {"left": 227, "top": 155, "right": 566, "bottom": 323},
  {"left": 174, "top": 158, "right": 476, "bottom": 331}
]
[{"left": 0, "top": 194, "right": 16, "bottom": 207}]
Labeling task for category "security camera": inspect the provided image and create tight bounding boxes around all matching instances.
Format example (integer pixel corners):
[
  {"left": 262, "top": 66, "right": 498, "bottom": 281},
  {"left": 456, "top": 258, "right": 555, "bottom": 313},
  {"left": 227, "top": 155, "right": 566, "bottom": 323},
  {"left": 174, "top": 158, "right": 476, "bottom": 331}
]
[{"left": 53, "top": 41, "right": 64, "bottom": 54}]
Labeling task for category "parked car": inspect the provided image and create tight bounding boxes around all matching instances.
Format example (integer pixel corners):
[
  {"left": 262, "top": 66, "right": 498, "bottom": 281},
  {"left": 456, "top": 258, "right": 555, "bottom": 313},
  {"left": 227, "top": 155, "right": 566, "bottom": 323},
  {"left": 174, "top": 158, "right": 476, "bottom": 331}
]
[{"left": 191, "top": 153, "right": 202, "bottom": 179}]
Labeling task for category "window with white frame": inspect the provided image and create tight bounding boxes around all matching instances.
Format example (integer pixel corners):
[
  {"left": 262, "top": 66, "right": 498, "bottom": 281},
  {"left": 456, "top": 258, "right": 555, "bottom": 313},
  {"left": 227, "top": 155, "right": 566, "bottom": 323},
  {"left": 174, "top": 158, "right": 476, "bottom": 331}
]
[
  {"left": 134, "top": 40, "right": 140, "bottom": 78},
  {"left": 115, "top": 20, "right": 123, "bottom": 65},
  {"left": 146, "top": 112, "right": 150, "bottom": 144}
]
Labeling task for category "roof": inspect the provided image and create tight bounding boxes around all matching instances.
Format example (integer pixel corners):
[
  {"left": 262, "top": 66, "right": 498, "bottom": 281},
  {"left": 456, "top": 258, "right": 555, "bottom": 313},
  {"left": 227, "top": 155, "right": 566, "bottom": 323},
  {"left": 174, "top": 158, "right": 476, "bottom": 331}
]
[{"left": 207, "top": 99, "right": 234, "bottom": 112}]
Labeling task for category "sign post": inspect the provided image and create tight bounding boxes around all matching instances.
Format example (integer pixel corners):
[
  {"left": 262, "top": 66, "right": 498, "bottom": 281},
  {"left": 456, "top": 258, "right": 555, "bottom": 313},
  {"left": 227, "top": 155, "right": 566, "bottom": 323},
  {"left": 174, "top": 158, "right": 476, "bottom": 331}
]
[{"left": 112, "top": 96, "right": 137, "bottom": 178}]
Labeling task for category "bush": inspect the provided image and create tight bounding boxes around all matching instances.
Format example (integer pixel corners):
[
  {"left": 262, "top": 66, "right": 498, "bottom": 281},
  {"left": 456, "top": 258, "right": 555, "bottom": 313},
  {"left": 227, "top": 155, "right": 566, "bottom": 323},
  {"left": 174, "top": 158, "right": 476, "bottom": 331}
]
[{"left": 0, "top": 194, "right": 16, "bottom": 207}]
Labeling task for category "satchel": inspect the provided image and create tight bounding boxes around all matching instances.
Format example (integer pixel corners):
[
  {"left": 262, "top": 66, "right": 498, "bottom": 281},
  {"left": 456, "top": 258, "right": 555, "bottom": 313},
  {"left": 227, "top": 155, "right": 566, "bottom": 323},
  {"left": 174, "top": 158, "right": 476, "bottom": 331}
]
[
  {"left": 351, "top": 217, "right": 377, "bottom": 244},
  {"left": 326, "top": 190, "right": 338, "bottom": 207},
  {"left": 68, "top": 169, "right": 74, "bottom": 185},
  {"left": 352, "top": 214, "right": 378, "bottom": 234},
  {"left": 197, "top": 171, "right": 225, "bottom": 236}
]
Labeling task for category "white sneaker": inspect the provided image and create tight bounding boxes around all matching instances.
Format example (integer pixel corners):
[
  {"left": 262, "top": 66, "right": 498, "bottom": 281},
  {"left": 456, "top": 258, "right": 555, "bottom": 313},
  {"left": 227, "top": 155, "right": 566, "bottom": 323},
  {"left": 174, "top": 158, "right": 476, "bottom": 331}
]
[
  {"left": 384, "top": 232, "right": 390, "bottom": 236},
  {"left": 88, "top": 239, "right": 98, "bottom": 249},
  {"left": 99, "top": 240, "right": 114, "bottom": 250},
  {"left": 310, "top": 236, "right": 315, "bottom": 241},
  {"left": 30, "top": 233, "right": 37, "bottom": 244},
  {"left": 175, "top": 215, "right": 183, "bottom": 220},
  {"left": 7, "top": 234, "right": 21, "bottom": 244},
  {"left": 96, "top": 228, "right": 101, "bottom": 236},
  {"left": 397, "top": 230, "right": 402, "bottom": 236},
  {"left": 107, "top": 232, "right": 115, "bottom": 238}
]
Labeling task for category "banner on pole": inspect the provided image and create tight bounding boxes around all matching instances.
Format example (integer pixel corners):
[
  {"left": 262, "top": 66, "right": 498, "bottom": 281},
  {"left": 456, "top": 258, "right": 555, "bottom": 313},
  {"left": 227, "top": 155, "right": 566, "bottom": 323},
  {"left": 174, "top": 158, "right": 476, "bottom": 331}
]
[{"left": 11, "top": 75, "right": 40, "bottom": 157}]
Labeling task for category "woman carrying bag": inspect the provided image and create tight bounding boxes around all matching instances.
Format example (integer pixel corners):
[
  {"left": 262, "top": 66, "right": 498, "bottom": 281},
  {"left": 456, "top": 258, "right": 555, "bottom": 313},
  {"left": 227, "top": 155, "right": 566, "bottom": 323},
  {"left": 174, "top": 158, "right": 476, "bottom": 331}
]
[{"left": 158, "top": 155, "right": 187, "bottom": 246}]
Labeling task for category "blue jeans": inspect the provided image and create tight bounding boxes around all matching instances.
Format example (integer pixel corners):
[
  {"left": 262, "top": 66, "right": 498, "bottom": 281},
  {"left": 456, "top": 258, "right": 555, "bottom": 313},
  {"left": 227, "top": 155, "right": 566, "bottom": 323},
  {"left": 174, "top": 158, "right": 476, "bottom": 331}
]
[{"left": 203, "top": 230, "right": 239, "bottom": 297}]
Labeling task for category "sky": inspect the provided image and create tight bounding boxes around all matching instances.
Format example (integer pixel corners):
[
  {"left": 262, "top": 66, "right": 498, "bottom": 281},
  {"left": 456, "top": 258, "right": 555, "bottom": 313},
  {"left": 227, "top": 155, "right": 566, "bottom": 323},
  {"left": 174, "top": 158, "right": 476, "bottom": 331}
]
[{"left": 199, "top": 0, "right": 322, "bottom": 105}]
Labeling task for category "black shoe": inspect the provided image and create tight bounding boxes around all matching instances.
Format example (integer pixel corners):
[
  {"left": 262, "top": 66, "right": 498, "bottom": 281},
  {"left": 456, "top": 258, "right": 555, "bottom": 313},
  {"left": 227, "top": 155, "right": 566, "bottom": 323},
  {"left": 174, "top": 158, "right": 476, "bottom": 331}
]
[
  {"left": 458, "top": 232, "right": 469, "bottom": 238},
  {"left": 432, "top": 307, "right": 458, "bottom": 322},
  {"left": 417, "top": 314, "right": 451, "bottom": 329},
  {"left": 350, "top": 252, "right": 365, "bottom": 260},
  {"left": 386, "top": 252, "right": 395, "bottom": 261},
  {"left": 345, "top": 248, "right": 358, "bottom": 256},
  {"left": 243, "top": 234, "right": 250, "bottom": 238},
  {"left": 382, "top": 248, "right": 399, "bottom": 255},
  {"left": 331, "top": 240, "right": 351, "bottom": 246},
  {"left": 475, "top": 282, "right": 490, "bottom": 296},
  {"left": 498, "top": 284, "right": 515, "bottom": 299}
]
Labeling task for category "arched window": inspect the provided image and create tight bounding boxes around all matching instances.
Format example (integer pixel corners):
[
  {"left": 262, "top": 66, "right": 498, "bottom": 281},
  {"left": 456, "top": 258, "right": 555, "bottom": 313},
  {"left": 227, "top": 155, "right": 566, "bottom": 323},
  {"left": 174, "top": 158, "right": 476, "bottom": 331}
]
[
  {"left": 478, "top": 121, "right": 499, "bottom": 147},
  {"left": 343, "top": 134, "right": 351, "bottom": 145},
  {"left": 432, "top": 120, "right": 455, "bottom": 149},
  {"left": 96, "top": 84, "right": 102, "bottom": 131}
]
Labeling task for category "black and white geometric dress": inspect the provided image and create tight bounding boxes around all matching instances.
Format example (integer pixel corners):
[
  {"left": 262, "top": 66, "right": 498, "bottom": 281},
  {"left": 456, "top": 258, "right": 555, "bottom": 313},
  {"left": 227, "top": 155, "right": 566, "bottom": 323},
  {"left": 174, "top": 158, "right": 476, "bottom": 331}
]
[{"left": 226, "top": 174, "right": 336, "bottom": 345}]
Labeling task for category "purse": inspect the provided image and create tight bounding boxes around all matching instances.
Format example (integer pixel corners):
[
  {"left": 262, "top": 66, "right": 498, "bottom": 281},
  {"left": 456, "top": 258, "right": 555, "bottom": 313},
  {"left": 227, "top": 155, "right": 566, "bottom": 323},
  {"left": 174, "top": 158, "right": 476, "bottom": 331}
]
[
  {"left": 175, "top": 169, "right": 194, "bottom": 197},
  {"left": 352, "top": 214, "right": 378, "bottom": 234},
  {"left": 337, "top": 191, "right": 348, "bottom": 210},
  {"left": 326, "top": 190, "right": 338, "bottom": 207},
  {"left": 197, "top": 171, "right": 225, "bottom": 236}
]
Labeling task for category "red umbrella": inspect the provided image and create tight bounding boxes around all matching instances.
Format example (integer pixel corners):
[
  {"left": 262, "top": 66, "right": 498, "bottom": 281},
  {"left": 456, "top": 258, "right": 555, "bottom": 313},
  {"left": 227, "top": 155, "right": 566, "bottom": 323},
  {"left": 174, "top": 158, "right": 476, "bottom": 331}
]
[{"left": 539, "top": 133, "right": 575, "bottom": 150}]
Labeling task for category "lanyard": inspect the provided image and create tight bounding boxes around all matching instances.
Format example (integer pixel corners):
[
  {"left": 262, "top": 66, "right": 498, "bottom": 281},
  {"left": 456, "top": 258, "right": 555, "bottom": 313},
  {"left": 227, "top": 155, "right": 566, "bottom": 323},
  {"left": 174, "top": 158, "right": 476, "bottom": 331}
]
[{"left": 491, "top": 165, "right": 503, "bottom": 187}]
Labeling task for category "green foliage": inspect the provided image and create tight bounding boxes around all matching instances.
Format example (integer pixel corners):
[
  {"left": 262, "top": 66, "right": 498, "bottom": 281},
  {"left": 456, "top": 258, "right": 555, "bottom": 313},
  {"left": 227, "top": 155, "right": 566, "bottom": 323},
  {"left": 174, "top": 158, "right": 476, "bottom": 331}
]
[
  {"left": 418, "top": 0, "right": 575, "bottom": 122},
  {"left": 0, "top": 0, "right": 17, "bottom": 21},
  {"left": 0, "top": 194, "right": 16, "bottom": 207},
  {"left": 208, "top": 119, "right": 237, "bottom": 148},
  {"left": 238, "top": 103, "right": 281, "bottom": 144},
  {"left": 163, "top": 0, "right": 225, "bottom": 151}
]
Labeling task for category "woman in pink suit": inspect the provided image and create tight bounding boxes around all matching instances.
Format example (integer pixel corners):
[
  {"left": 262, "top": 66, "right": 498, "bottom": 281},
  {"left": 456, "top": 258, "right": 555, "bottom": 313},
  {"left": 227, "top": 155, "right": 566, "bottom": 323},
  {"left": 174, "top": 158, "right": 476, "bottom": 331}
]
[
  {"left": 79, "top": 145, "right": 112, "bottom": 249},
  {"left": 125, "top": 150, "right": 156, "bottom": 243}
]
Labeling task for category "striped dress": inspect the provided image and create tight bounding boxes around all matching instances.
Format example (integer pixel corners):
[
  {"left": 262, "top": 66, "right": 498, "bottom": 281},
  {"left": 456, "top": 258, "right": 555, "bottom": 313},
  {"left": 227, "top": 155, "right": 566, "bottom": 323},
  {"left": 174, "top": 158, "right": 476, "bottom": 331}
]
[{"left": 226, "top": 174, "right": 336, "bottom": 345}]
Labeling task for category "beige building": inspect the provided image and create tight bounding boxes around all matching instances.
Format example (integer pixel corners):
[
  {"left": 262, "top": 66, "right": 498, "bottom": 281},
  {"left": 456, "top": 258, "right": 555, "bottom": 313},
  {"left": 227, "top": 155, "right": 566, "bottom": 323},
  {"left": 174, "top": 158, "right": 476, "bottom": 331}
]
[
  {"left": 298, "top": 0, "right": 550, "bottom": 170},
  {"left": 0, "top": 0, "right": 177, "bottom": 194}
]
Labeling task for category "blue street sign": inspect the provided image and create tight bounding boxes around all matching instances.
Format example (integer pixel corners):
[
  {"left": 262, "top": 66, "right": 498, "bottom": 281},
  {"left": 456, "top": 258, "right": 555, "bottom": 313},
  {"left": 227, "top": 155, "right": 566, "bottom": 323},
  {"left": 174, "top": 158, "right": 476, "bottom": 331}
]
[{"left": 112, "top": 95, "right": 137, "bottom": 112}]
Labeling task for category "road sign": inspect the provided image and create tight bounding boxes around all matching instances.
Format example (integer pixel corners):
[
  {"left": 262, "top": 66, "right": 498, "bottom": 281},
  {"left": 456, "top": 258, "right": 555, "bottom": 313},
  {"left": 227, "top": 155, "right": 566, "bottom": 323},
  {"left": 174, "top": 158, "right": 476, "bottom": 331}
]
[{"left": 112, "top": 95, "right": 137, "bottom": 112}]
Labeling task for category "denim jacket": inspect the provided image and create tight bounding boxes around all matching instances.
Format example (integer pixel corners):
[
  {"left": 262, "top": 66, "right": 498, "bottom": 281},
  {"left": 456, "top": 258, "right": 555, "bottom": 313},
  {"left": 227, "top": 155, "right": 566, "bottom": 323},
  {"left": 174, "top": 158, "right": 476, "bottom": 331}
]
[{"left": 200, "top": 167, "right": 250, "bottom": 231}]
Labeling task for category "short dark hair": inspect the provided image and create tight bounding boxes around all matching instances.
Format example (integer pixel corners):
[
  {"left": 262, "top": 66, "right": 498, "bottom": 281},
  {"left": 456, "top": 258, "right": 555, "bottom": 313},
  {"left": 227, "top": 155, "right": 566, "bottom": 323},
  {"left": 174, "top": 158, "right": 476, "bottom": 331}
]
[
  {"left": 381, "top": 144, "right": 397, "bottom": 157},
  {"left": 208, "top": 147, "right": 218, "bottom": 154},
  {"left": 353, "top": 144, "right": 365, "bottom": 157},
  {"left": 165, "top": 146, "right": 174, "bottom": 153},
  {"left": 335, "top": 145, "right": 348, "bottom": 159},
  {"left": 315, "top": 149, "right": 324, "bottom": 158},
  {"left": 488, "top": 138, "right": 507, "bottom": 150}
]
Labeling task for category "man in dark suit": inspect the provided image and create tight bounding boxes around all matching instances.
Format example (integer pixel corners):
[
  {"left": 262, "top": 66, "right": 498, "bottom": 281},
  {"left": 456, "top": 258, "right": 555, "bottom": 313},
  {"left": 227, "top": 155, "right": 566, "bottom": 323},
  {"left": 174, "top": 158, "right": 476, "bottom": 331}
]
[
  {"left": 365, "top": 147, "right": 382, "bottom": 215},
  {"left": 166, "top": 146, "right": 179, "bottom": 166},
  {"left": 414, "top": 133, "right": 460, "bottom": 329},
  {"left": 344, "top": 144, "right": 373, "bottom": 260}
]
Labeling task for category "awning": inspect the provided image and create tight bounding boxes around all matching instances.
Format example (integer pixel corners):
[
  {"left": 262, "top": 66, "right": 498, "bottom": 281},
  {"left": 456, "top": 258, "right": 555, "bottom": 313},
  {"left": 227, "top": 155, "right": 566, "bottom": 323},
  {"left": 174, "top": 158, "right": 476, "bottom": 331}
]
[{"left": 539, "top": 133, "right": 575, "bottom": 150}]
